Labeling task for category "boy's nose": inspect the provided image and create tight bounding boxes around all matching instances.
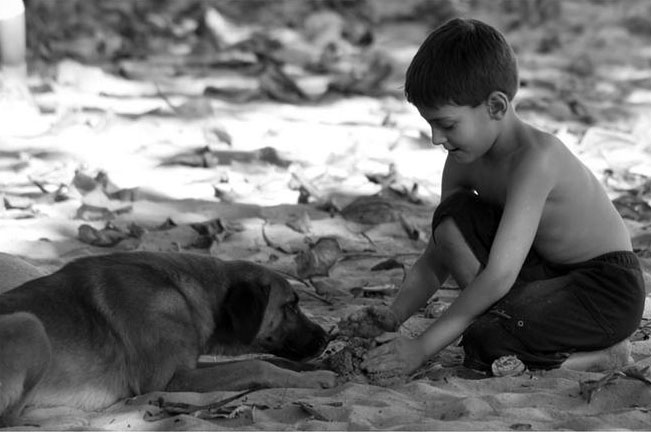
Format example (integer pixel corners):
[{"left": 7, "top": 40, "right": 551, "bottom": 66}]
[{"left": 430, "top": 127, "right": 446, "bottom": 146}]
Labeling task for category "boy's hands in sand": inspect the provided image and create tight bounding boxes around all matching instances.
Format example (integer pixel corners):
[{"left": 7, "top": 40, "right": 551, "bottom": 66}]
[
  {"left": 338, "top": 305, "right": 400, "bottom": 338},
  {"left": 361, "top": 335, "right": 426, "bottom": 376}
]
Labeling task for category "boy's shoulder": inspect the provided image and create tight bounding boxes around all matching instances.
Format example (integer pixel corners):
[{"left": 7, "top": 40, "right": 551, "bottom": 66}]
[
  {"left": 442, "top": 125, "right": 572, "bottom": 197},
  {"left": 500, "top": 124, "right": 572, "bottom": 175}
]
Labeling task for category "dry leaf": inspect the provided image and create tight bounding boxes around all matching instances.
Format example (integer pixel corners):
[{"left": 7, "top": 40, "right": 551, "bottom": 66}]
[
  {"left": 286, "top": 212, "right": 312, "bottom": 234},
  {"left": 295, "top": 237, "right": 343, "bottom": 278},
  {"left": 350, "top": 284, "right": 398, "bottom": 298},
  {"left": 370, "top": 258, "right": 404, "bottom": 272},
  {"left": 579, "top": 372, "right": 620, "bottom": 403},
  {"left": 78, "top": 223, "right": 130, "bottom": 247},
  {"left": 341, "top": 195, "right": 400, "bottom": 224},
  {"left": 259, "top": 64, "right": 307, "bottom": 104}
]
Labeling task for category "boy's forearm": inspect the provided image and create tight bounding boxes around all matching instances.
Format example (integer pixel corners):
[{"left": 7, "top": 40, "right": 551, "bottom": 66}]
[
  {"left": 416, "top": 268, "right": 514, "bottom": 358},
  {"left": 390, "top": 256, "right": 444, "bottom": 325}
]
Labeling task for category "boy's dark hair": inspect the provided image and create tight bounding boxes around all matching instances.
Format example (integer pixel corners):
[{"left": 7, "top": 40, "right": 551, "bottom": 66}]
[{"left": 404, "top": 18, "right": 518, "bottom": 108}]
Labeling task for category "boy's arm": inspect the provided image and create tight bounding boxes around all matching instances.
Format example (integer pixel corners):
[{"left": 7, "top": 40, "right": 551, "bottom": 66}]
[
  {"left": 363, "top": 147, "right": 556, "bottom": 373},
  {"left": 390, "top": 238, "right": 449, "bottom": 325},
  {"left": 390, "top": 154, "right": 465, "bottom": 324},
  {"left": 416, "top": 148, "right": 555, "bottom": 358}
]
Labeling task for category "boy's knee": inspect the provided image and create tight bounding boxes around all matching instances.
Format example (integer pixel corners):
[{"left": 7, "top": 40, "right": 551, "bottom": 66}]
[
  {"left": 433, "top": 217, "right": 481, "bottom": 287},
  {"left": 433, "top": 217, "right": 464, "bottom": 252}
]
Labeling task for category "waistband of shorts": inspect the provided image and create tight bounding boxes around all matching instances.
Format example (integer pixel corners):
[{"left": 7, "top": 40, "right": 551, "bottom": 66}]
[{"left": 587, "top": 251, "right": 640, "bottom": 269}]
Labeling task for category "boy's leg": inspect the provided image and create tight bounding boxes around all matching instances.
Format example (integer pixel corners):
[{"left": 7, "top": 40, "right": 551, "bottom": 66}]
[
  {"left": 462, "top": 254, "right": 644, "bottom": 372},
  {"left": 433, "top": 218, "right": 480, "bottom": 288},
  {"left": 430, "top": 190, "right": 503, "bottom": 288}
]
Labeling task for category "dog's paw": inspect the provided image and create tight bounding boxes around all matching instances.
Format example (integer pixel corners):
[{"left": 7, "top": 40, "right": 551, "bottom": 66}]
[{"left": 300, "top": 370, "right": 338, "bottom": 388}]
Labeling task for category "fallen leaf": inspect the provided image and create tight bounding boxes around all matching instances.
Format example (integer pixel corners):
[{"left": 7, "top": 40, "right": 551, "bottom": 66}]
[
  {"left": 341, "top": 195, "right": 401, "bottom": 224},
  {"left": 399, "top": 214, "right": 423, "bottom": 241},
  {"left": 510, "top": 423, "right": 533, "bottom": 431},
  {"left": 78, "top": 223, "right": 130, "bottom": 247},
  {"left": 349, "top": 283, "right": 398, "bottom": 298},
  {"left": 370, "top": 258, "right": 404, "bottom": 271},
  {"left": 72, "top": 170, "right": 100, "bottom": 194},
  {"left": 295, "top": 237, "right": 343, "bottom": 278},
  {"left": 579, "top": 372, "right": 620, "bottom": 403},
  {"left": 613, "top": 194, "right": 651, "bottom": 221},
  {"left": 286, "top": 212, "right": 312, "bottom": 234},
  {"left": 259, "top": 64, "right": 307, "bottom": 104}
]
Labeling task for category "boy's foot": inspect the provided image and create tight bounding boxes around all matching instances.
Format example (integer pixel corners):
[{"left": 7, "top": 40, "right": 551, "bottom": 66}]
[{"left": 560, "top": 339, "right": 633, "bottom": 372}]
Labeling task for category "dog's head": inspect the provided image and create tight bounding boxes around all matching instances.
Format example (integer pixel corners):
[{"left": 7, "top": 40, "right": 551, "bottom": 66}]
[{"left": 210, "top": 262, "right": 328, "bottom": 361}]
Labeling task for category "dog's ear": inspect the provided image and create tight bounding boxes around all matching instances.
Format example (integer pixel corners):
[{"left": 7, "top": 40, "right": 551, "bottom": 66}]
[{"left": 216, "top": 281, "right": 270, "bottom": 345}]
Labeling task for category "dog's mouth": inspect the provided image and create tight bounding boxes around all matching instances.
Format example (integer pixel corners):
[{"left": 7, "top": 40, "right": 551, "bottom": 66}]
[
  {"left": 260, "top": 326, "right": 330, "bottom": 361},
  {"left": 268, "top": 336, "right": 328, "bottom": 361}
]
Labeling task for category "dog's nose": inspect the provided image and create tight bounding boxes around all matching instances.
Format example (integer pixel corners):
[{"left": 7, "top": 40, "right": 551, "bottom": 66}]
[{"left": 298, "top": 325, "right": 329, "bottom": 361}]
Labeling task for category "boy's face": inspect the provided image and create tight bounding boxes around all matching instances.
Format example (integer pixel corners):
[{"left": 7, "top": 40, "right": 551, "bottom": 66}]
[{"left": 416, "top": 103, "right": 498, "bottom": 164}]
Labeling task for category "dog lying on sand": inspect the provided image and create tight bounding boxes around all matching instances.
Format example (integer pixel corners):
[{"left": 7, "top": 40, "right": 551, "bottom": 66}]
[{"left": 0, "top": 251, "right": 336, "bottom": 426}]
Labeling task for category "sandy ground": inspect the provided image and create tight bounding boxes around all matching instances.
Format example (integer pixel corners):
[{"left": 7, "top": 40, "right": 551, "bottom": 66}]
[{"left": 3, "top": 2, "right": 651, "bottom": 430}]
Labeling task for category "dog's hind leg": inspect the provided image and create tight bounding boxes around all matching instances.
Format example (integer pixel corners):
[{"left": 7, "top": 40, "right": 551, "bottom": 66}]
[{"left": 0, "top": 312, "right": 51, "bottom": 426}]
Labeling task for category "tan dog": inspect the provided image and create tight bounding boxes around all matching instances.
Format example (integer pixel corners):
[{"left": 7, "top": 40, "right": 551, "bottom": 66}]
[{"left": 0, "top": 251, "right": 336, "bottom": 426}]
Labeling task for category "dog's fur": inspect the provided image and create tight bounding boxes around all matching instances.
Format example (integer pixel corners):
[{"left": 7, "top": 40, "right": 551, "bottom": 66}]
[{"left": 0, "top": 251, "right": 335, "bottom": 425}]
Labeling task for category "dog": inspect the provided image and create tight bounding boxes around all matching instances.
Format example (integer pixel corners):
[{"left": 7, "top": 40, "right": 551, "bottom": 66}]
[{"left": 0, "top": 251, "right": 336, "bottom": 426}]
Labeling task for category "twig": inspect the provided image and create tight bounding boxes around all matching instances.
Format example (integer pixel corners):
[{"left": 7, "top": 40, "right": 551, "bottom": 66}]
[
  {"left": 295, "top": 284, "right": 335, "bottom": 306},
  {"left": 146, "top": 387, "right": 261, "bottom": 421}
]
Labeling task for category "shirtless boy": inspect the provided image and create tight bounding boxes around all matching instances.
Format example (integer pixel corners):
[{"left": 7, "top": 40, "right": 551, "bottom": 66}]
[{"left": 346, "top": 18, "right": 645, "bottom": 376}]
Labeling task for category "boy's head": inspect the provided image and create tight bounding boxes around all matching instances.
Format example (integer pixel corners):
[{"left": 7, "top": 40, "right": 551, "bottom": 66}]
[{"left": 405, "top": 18, "right": 518, "bottom": 109}]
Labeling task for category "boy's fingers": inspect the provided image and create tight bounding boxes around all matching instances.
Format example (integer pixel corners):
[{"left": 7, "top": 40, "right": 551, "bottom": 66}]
[
  {"left": 366, "top": 343, "right": 392, "bottom": 358},
  {"left": 375, "top": 332, "right": 400, "bottom": 344},
  {"left": 362, "top": 356, "right": 404, "bottom": 373},
  {"left": 362, "top": 343, "right": 403, "bottom": 371}
]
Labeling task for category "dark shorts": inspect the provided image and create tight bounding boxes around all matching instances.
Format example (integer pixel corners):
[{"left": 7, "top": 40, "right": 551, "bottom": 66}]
[{"left": 432, "top": 190, "right": 646, "bottom": 371}]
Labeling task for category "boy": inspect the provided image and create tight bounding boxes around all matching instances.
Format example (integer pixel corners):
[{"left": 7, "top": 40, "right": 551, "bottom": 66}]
[{"left": 347, "top": 18, "right": 645, "bottom": 376}]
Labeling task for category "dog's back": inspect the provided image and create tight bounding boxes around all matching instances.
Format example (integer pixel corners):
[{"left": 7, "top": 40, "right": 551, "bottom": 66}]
[
  {"left": 0, "top": 253, "right": 220, "bottom": 422},
  {"left": 0, "top": 253, "right": 45, "bottom": 294}
]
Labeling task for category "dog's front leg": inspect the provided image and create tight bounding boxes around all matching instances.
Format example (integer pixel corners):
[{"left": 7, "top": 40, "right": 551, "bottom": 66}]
[{"left": 167, "top": 360, "right": 336, "bottom": 392}]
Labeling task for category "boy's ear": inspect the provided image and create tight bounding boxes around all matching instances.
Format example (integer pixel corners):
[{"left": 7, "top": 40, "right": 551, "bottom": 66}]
[{"left": 486, "top": 91, "right": 509, "bottom": 120}]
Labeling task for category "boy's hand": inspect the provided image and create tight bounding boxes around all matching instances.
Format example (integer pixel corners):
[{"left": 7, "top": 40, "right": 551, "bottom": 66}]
[
  {"left": 361, "top": 335, "right": 426, "bottom": 376},
  {"left": 338, "top": 305, "right": 400, "bottom": 338}
]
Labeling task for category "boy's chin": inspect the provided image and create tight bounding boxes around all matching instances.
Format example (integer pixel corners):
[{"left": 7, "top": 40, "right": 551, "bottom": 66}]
[{"left": 449, "top": 150, "right": 474, "bottom": 163}]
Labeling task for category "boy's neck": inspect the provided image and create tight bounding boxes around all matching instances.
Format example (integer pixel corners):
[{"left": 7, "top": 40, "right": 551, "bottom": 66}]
[{"left": 482, "top": 107, "right": 527, "bottom": 163}]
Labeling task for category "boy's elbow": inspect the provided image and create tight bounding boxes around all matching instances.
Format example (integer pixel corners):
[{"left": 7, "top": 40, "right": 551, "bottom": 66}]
[{"left": 483, "top": 265, "right": 518, "bottom": 299}]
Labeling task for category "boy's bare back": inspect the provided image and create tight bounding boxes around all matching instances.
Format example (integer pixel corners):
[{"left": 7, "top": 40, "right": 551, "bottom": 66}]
[{"left": 445, "top": 122, "right": 632, "bottom": 265}]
